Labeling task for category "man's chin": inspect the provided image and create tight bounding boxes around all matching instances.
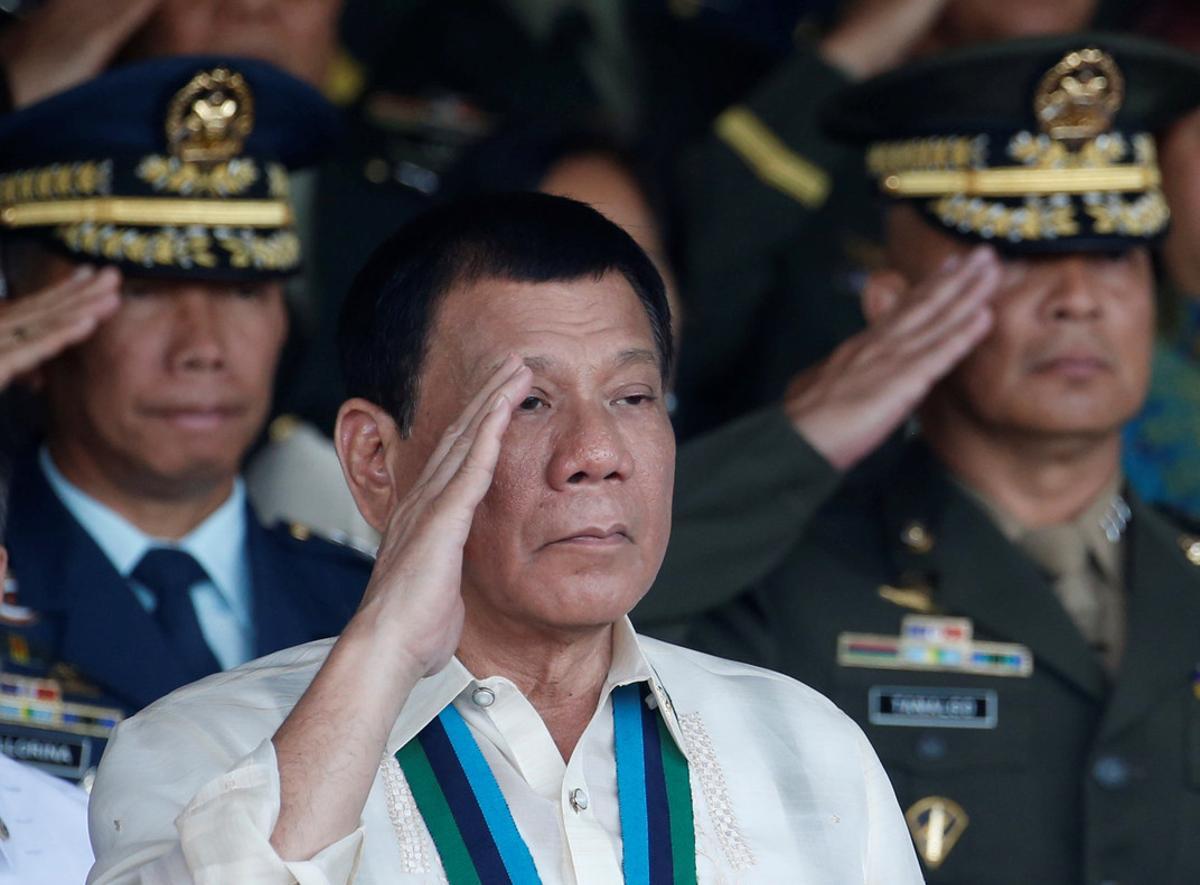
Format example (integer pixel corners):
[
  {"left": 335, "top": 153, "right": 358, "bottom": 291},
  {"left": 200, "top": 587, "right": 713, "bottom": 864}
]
[
  {"left": 136, "top": 456, "right": 242, "bottom": 500},
  {"left": 518, "top": 574, "right": 647, "bottom": 630}
]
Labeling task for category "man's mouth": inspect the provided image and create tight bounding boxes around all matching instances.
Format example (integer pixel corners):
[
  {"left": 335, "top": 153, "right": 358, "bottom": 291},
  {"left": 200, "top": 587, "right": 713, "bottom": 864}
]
[
  {"left": 1030, "top": 351, "right": 1112, "bottom": 379},
  {"left": 143, "top": 404, "right": 244, "bottom": 431},
  {"left": 544, "top": 525, "right": 632, "bottom": 549}
]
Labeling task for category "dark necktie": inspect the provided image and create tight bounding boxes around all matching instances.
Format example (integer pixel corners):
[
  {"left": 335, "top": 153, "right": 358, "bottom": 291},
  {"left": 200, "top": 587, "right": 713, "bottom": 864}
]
[{"left": 131, "top": 548, "right": 222, "bottom": 683}]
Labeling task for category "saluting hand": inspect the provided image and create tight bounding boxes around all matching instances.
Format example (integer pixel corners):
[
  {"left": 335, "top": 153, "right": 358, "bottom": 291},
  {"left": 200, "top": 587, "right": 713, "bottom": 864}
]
[
  {"left": 786, "top": 245, "right": 1000, "bottom": 471},
  {"left": 0, "top": 0, "right": 161, "bottom": 108},
  {"left": 271, "top": 355, "right": 532, "bottom": 860},
  {"left": 0, "top": 265, "right": 120, "bottom": 390},
  {"left": 351, "top": 354, "right": 533, "bottom": 679},
  {"left": 819, "top": 0, "right": 949, "bottom": 80}
]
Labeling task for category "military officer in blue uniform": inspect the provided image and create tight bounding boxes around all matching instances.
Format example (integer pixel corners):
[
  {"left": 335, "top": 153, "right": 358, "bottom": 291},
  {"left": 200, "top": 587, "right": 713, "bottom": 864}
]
[
  {"left": 643, "top": 33, "right": 1200, "bottom": 883},
  {"left": 0, "top": 57, "right": 372, "bottom": 779}
]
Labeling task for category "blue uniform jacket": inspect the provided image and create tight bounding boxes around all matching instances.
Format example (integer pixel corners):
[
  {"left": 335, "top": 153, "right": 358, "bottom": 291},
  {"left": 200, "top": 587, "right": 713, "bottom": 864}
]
[{"left": 1, "top": 453, "right": 371, "bottom": 716}]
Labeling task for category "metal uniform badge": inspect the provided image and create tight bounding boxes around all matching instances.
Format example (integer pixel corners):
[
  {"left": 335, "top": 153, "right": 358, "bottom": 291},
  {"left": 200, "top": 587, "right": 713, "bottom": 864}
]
[
  {"left": 877, "top": 583, "right": 939, "bottom": 614},
  {"left": 166, "top": 67, "right": 255, "bottom": 163},
  {"left": 0, "top": 577, "right": 37, "bottom": 627},
  {"left": 1034, "top": 48, "right": 1124, "bottom": 142},
  {"left": 906, "top": 796, "right": 969, "bottom": 870}
]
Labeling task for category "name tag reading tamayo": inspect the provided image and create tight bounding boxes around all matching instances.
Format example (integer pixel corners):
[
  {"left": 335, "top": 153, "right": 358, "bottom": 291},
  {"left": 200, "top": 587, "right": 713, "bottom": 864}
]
[{"left": 869, "top": 686, "right": 998, "bottom": 729}]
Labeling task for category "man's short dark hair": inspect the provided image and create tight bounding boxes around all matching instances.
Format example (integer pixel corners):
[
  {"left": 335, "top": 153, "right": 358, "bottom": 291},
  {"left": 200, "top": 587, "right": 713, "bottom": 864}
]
[{"left": 337, "top": 192, "right": 673, "bottom": 435}]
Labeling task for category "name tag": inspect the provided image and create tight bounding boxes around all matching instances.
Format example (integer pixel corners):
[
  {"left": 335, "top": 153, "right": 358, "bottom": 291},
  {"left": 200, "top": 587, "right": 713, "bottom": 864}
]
[
  {"left": 0, "top": 723, "right": 94, "bottom": 778},
  {"left": 869, "top": 686, "right": 998, "bottom": 729}
]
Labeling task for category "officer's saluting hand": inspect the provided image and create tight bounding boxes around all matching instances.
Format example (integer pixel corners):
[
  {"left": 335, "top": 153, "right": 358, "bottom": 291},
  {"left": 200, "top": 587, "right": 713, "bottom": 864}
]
[{"left": 0, "top": 265, "right": 119, "bottom": 389}]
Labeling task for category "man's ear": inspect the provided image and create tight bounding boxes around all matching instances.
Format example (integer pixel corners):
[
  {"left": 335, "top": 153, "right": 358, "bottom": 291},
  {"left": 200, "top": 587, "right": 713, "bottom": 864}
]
[
  {"left": 335, "top": 398, "right": 405, "bottom": 534},
  {"left": 861, "top": 269, "right": 908, "bottom": 326}
]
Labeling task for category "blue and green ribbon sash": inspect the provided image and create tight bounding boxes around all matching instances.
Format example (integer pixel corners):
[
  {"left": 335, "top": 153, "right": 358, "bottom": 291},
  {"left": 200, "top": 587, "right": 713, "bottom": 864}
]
[
  {"left": 613, "top": 683, "right": 697, "bottom": 885},
  {"left": 394, "top": 682, "right": 698, "bottom": 885}
]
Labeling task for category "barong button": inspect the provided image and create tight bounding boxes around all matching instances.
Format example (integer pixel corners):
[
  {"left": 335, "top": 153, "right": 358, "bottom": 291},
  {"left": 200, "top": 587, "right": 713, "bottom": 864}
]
[
  {"left": 471, "top": 687, "right": 496, "bottom": 707},
  {"left": 570, "top": 788, "right": 589, "bottom": 812}
]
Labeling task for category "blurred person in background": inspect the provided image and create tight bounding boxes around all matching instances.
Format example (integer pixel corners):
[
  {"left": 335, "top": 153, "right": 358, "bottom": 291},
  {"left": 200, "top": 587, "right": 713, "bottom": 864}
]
[
  {"left": 1118, "top": 0, "right": 1200, "bottom": 515},
  {"left": 670, "top": 0, "right": 1100, "bottom": 439},
  {"left": 0, "top": 58, "right": 370, "bottom": 730},
  {"left": 651, "top": 33, "right": 1200, "bottom": 883}
]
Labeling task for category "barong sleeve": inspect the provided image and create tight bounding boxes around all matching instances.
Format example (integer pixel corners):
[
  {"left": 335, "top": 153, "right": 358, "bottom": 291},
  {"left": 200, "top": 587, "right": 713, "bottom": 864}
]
[{"left": 88, "top": 722, "right": 364, "bottom": 885}]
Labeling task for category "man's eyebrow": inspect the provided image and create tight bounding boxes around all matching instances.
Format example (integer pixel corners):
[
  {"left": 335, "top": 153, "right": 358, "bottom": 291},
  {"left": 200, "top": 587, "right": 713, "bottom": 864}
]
[
  {"left": 476, "top": 349, "right": 659, "bottom": 380},
  {"left": 614, "top": 348, "right": 659, "bottom": 369}
]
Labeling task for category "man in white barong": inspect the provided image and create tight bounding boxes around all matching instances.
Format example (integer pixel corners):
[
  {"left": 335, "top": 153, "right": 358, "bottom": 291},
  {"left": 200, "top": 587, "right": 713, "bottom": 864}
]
[{"left": 87, "top": 193, "right": 923, "bottom": 884}]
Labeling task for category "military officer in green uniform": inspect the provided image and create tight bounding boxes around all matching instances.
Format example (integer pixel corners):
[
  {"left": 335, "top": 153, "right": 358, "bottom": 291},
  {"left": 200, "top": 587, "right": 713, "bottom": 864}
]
[{"left": 644, "top": 33, "right": 1200, "bottom": 883}]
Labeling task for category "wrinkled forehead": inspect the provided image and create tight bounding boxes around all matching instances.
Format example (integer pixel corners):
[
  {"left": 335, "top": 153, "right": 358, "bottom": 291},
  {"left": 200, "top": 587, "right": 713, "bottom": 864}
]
[{"left": 428, "top": 272, "right": 662, "bottom": 387}]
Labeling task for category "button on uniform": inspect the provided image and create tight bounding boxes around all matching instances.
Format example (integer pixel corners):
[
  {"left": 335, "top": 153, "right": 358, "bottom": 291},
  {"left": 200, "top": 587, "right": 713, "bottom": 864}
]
[
  {"left": 569, "top": 787, "right": 589, "bottom": 812},
  {"left": 471, "top": 687, "right": 495, "bottom": 708},
  {"left": 1092, "top": 755, "right": 1130, "bottom": 790},
  {"left": 916, "top": 733, "right": 948, "bottom": 761}
]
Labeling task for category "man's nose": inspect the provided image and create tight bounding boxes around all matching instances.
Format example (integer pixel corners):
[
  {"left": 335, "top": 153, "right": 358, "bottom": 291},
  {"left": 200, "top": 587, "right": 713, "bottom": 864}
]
[
  {"left": 547, "top": 405, "right": 634, "bottom": 489},
  {"left": 168, "top": 290, "right": 227, "bottom": 372},
  {"left": 1044, "top": 256, "right": 1102, "bottom": 321}
]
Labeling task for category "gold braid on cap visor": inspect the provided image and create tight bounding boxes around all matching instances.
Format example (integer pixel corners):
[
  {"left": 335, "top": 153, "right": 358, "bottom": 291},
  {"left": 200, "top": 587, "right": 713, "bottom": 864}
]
[
  {"left": 0, "top": 197, "right": 292, "bottom": 228},
  {"left": 865, "top": 131, "right": 1169, "bottom": 242},
  {"left": 866, "top": 131, "right": 1161, "bottom": 198}
]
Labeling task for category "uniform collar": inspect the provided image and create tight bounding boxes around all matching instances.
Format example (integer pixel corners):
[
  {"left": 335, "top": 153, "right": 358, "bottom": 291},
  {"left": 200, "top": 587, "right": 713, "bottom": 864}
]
[
  {"left": 384, "top": 617, "right": 687, "bottom": 758},
  {"left": 38, "top": 447, "right": 248, "bottom": 608},
  {"left": 955, "top": 469, "right": 1127, "bottom": 585}
]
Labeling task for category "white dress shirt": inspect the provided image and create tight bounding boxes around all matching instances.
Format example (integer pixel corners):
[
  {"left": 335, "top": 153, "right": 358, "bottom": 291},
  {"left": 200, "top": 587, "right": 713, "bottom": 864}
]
[
  {"left": 0, "top": 752, "right": 92, "bottom": 885},
  {"left": 87, "top": 619, "right": 922, "bottom": 884},
  {"left": 39, "top": 448, "right": 255, "bottom": 668}
]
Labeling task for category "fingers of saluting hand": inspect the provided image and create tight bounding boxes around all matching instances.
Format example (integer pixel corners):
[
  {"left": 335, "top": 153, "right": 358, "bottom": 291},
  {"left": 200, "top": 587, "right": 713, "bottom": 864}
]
[
  {"left": 415, "top": 354, "right": 531, "bottom": 492},
  {"left": 907, "top": 299, "right": 995, "bottom": 383},
  {"left": 0, "top": 266, "right": 120, "bottom": 388},
  {"left": 421, "top": 358, "right": 533, "bottom": 519},
  {"left": 0, "top": 265, "right": 121, "bottom": 329},
  {"left": 890, "top": 246, "right": 1000, "bottom": 338},
  {"left": 901, "top": 255, "right": 1000, "bottom": 356}
]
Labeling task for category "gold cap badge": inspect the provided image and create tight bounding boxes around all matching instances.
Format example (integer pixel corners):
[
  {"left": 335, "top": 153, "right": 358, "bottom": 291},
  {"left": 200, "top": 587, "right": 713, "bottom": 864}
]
[
  {"left": 166, "top": 67, "right": 255, "bottom": 163},
  {"left": 906, "top": 796, "right": 969, "bottom": 869},
  {"left": 1035, "top": 48, "right": 1125, "bottom": 142}
]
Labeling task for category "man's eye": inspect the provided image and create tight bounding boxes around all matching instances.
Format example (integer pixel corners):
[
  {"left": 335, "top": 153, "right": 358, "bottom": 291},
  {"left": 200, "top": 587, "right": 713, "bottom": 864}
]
[
  {"left": 617, "top": 394, "right": 656, "bottom": 406},
  {"left": 519, "top": 395, "right": 547, "bottom": 411},
  {"left": 233, "top": 284, "right": 266, "bottom": 299}
]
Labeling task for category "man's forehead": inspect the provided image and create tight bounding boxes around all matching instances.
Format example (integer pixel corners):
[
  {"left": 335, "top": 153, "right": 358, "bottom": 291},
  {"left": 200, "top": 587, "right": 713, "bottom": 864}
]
[{"left": 434, "top": 274, "right": 659, "bottom": 376}]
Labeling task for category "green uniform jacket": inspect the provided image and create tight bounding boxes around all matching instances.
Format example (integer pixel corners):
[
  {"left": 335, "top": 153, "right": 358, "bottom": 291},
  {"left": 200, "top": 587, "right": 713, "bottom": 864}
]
[
  {"left": 634, "top": 406, "right": 839, "bottom": 639},
  {"left": 671, "top": 49, "right": 872, "bottom": 436},
  {"left": 668, "top": 437, "right": 1200, "bottom": 884}
]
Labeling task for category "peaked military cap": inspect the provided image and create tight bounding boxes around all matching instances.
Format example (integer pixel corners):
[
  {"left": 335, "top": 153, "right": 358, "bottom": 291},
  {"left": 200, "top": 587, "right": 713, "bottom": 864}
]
[
  {"left": 0, "top": 56, "right": 340, "bottom": 278},
  {"left": 822, "top": 33, "right": 1200, "bottom": 253}
]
